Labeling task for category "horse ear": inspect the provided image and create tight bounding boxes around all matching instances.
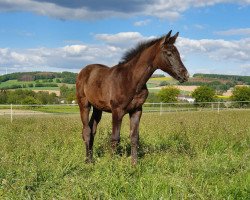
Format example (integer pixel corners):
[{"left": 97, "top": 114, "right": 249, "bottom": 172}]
[
  {"left": 166, "top": 30, "right": 172, "bottom": 38},
  {"left": 163, "top": 30, "right": 172, "bottom": 44},
  {"left": 169, "top": 32, "right": 179, "bottom": 44}
]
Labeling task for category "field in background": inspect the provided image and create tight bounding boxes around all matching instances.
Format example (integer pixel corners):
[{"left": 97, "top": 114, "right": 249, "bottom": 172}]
[
  {"left": 0, "top": 75, "right": 241, "bottom": 97},
  {"left": 147, "top": 77, "right": 177, "bottom": 87},
  {"left": 0, "top": 79, "right": 75, "bottom": 92},
  {"left": 0, "top": 111, "right": 249, "bottom": 199}
]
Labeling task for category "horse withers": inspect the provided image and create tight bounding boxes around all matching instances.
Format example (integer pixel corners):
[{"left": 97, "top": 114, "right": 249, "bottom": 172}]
[{"left": 76, "top": 30, "right": 189, "bottom": 164}]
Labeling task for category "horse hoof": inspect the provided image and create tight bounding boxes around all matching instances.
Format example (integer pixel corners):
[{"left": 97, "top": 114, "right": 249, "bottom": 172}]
[
  {"left": 85, "top": 158, "right": 95, "bottom": 164},
  {"left": 131, "top": 159, "right": 137, "bottom": 166}
]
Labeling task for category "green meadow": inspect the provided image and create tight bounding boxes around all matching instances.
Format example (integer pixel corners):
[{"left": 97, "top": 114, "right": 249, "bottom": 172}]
[{"left": 0, "top": 111, "right": 249, "bottom": 199}]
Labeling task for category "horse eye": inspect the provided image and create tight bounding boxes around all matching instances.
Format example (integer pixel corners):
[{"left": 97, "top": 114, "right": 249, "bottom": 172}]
[{"left": 167, "top": 52, "right": 172, "bottom": 56}]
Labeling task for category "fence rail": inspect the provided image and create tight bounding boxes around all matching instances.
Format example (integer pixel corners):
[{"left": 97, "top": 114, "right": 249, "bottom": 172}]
[{"left": 1, "top": 101, "right": 250, "bottom": 120}]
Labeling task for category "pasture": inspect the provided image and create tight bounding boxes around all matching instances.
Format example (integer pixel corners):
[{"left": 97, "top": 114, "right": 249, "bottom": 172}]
[{"left": 0, "top": 111, "right": 249, "bottom": 199}]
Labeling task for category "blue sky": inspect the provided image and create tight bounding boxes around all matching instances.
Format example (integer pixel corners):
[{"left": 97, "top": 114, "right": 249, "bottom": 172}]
[{"left": 0, "top": 0, "right": 250, "bottom": 76}]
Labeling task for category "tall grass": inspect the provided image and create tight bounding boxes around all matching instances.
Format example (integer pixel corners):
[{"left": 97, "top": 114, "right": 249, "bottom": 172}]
[{"left": 0, "top": 111, "right": 249, "bottom": 199}]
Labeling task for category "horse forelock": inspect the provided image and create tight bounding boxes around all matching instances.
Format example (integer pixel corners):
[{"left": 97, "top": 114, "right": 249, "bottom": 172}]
[{"left": 119, "top": 36, "right": 164, "bottom": 64}]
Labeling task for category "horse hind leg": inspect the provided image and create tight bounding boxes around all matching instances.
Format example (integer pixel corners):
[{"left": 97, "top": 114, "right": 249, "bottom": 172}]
[{"left": 78, "top": 98, "right": 93, "bottom": 163}]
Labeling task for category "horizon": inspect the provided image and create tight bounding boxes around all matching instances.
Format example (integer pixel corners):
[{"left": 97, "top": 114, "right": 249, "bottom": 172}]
[
  {"left": 0, "top": 1, "right": 250, "bottom": 76},
  {"left": 1, "top": 70, "right": 250, "bottom": 78}
]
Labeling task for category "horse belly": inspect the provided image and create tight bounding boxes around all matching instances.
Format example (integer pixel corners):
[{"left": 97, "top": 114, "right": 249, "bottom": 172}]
[
  {"left": 90, "top": 97, "right": 112, "bottom": 112},
  {"left": 85, "top": 81, "right": 112, "bottom": 112}
]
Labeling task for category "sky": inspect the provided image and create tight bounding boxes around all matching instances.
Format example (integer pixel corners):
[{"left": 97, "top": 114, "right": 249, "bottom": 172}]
[{"left": 0, "top": 0, "right": 250, "bottom": 76}]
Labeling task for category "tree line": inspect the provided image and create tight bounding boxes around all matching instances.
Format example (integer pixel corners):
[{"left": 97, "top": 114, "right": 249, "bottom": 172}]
[
  {"left": 0, "top": 90, "right": 58, "bottom": 105},
  {"left": 1, "top": 84, "right": 249, "bottom": 106},
  {"left": 147, "top": 85, "right": 250, "bottom": 105},
  {"left": 0, "top": 85, "right": 76, "bottom": 105},
  {"left": 193, "top": 73, "right": 250, "bottom": 85}
]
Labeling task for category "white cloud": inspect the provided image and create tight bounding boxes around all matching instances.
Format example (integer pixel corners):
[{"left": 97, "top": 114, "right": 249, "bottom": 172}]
[
  {"left": 0, "top": 43, "right": 123, "bottom": 74},
  {"left": 62, "top": 45, "right": 88, "bottom": 56},
  {"left": 0, "top": 0, "right": 250, "bottom": 20},
  {"left": 95, "top": 32, "right": 155, "bottom": 47},
  {"left": 133, "top": 19, "right": 151, "bottom": 27},
  {"left": 240, "top": 64, "right": 250, "bottom": 69},
  {"left": 0, "top": 48, "right": 44, "bottom": 67},
  {"left": 215, "top": 28, "right": 250, "bottom": 36},
  {"left": 1, "top": 33, "right": 250, "bottom": 75},
  {"left": 95, "top": 32, "right": 143, "bottom": 43},
  {"left": 239, "top": 64, "right": 250, "bottom": 75},
  {"left": 176, "top": 37, "right": 250, "bottom": 61}
]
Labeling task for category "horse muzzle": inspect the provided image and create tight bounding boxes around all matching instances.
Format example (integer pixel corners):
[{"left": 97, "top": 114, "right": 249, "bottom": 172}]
[{"left": 178, "top": 71, "right": 189, "bottom": 83}]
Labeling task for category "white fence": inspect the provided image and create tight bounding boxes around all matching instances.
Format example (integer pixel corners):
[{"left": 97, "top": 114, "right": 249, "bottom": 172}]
[
  {"left": 144, "top": 101, "right": 250, "bottom": 114},
  {"left": 0, "top": 101, "right": 250, "bottom": 122}
]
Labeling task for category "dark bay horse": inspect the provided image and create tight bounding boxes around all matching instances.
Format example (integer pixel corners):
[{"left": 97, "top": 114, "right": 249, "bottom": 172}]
[{"left": 76, "top": 30, "right": 189, "bottom": 164}]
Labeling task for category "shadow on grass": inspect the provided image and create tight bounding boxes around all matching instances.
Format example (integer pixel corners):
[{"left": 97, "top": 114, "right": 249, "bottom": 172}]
[{"left": 94, "top": 132, "right": 196, "bottom": 159}]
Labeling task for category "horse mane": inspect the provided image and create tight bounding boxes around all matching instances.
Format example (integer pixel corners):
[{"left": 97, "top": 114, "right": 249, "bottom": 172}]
[{"left": 119, "top": 36, "right": 164, "bottom": 64}]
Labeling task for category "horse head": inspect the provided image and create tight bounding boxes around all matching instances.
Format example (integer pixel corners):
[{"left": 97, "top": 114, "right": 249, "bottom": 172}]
[{"left": 156, "top": 30, "right": 189, "bottom": 83}]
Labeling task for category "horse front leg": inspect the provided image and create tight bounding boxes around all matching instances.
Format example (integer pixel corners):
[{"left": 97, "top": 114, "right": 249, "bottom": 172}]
[
  {"left": 111, "top": 109, "right": 124, "bottom": 154},
  {"left": 88, "top": 107, "right": 102, "bottom": 160},
  {"left": 129, "top": 107, "right": 142, "bottom": 165}
]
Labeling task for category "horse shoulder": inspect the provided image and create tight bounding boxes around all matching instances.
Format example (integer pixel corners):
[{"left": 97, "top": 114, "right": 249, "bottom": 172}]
[{"left": 127, "top": 85, "right": 148, "bottom": 111}]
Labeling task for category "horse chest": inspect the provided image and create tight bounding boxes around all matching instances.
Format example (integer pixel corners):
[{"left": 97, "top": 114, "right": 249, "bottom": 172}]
[{"left": 127, "top": 88, "right": 148, "bottom": 111}]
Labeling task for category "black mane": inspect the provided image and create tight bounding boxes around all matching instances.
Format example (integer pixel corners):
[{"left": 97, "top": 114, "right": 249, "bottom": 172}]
[{"left": 119, "top": 36, "right": 163, "bottom": 64}]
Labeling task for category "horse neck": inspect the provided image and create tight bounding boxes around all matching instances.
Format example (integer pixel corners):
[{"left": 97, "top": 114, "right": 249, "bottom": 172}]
[{"left": 125, "top": 44, "right": 158, "bottom": 92}]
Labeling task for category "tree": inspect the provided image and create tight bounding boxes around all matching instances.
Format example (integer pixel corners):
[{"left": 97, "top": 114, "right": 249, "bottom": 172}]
[
  {"left": 55, "top": 78, "right": 61, "bottom": 83},
  {"left": 191, "top": 86, "right": 215, "bottom": 103},
  {"left": 159, "top": 81, "right": 169, "bottom": 86},
  {"left": 231, "top": 86, "right": 250, "bottom": 107},
  {"left": 146, "top": 92, "right": 161, "bottom": 103},
  {"left": 60, "top": 85, "right": 76, "bottom": 103},
  {"left": 0, "top": 90, "right": 8, "bottom": 104},
  {"left": 157, "top": 86, "right": 180, "bottom": 103},
  {"left": 22, "top": 96, "right": 41, "bottom": 105}
]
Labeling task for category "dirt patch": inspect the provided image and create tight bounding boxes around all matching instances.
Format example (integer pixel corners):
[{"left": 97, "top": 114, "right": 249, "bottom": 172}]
[
  {"left": 0, "top": 109, "right": 48, "bottom": 115},
  {"left": 175, "top": 86, "right": 198, "bottom": 92}
]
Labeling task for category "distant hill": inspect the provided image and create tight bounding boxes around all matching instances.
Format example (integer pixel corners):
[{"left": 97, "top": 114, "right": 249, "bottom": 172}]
[
  {"left": 1, "top": 71, "right": 249, "bottom": 93},
  {"left": 193, "top": 73, "right": 250, "bottom": 85},
  {"left": 0, "top": 71, "right": 77, "bottom": 90},
  {"left": 178, "top": 73, "right": 249, "bottom": 93},
  {"left": 0, "top": 71, "right": 77, "bottom": 84}
]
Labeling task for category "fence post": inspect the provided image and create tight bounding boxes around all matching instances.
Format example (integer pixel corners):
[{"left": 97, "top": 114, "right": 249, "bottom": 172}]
[
  {"left": 160, "top": 102, "right": 163, "bottom": 115},
  {"left": 11, "top": 104, "right": 13, "bottom": 123},
  {"left": 217, "top": 102, "right": 220, "bottom": 113}
]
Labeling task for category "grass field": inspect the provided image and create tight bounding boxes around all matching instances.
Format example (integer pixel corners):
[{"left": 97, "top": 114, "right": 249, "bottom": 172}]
[
  {"left": 0, "top": 111, "right": 250, "bottom": 199},
  {"left": 149, "top": 77, "right": 173, "bottom": 81},
  {"left": 147, "top": 77, "right": 178, "bottom": 87}
]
